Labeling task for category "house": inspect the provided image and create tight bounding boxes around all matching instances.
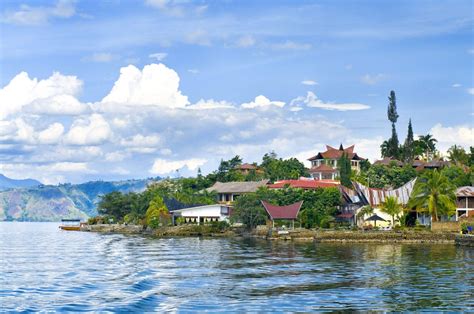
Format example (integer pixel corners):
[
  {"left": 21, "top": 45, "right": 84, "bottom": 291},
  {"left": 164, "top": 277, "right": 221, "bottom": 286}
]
[
  {"left": 234, "top": 163, "right": 260, "bottom": 175},
  {"left": 261, "top": 200, "right": 303, "bottom": 229},
  {"left": 411, "top": 158, "right": 450, "bottom": 171},
  {"left": 268, "top": 179, "right": 339, "bottom": 190},
  {"left": 455, "top": 186, "right": 474, "bottom": 221},
  {"left": 170, "top": 204, "right": 231, "bottom": 225},
  {"left": 308, "top": 144, "right": 366, "bottom": 180},
  {"left": 206, "top": 180, "right": 269, "bottom": 204},
  {"left": 373, "top": 157, "right": 403, "bottom": 167}
]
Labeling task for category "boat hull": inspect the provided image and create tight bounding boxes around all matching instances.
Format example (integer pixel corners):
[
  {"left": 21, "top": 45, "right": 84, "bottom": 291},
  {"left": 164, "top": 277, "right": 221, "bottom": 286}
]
[{"left": 59, "top": 226, "right": 81, "bottom": 231}]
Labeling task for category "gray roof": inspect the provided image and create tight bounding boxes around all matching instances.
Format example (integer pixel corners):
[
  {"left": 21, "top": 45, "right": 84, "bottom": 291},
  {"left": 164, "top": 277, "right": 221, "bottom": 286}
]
[
  {"left": 206, "top": 180, "right": 269, "bottom": 193},
  {"left": 456, "top": 186, "right": 474, "bottom": 197}
]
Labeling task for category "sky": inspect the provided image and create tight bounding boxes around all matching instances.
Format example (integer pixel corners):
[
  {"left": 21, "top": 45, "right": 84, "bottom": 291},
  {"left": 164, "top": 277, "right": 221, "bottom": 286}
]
[{"left": 0, "top": 0, "right": 473, "bottom": 184}]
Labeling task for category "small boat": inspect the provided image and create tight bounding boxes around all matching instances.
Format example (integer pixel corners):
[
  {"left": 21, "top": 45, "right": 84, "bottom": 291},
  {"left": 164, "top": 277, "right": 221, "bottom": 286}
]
[{"left": 59, "top": 219, "right": 83, "bottom": 231}]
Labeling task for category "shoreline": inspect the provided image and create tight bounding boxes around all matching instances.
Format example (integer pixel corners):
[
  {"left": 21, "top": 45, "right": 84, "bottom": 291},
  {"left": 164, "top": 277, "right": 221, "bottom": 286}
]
[{"left": 79, "top": 224, "right": 474, "bottom": 245}]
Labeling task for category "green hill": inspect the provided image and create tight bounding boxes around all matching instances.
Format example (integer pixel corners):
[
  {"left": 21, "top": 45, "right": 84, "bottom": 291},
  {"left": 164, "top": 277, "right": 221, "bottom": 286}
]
[{"left": 0, "top": 178, "right": 159, "bottom": 221}]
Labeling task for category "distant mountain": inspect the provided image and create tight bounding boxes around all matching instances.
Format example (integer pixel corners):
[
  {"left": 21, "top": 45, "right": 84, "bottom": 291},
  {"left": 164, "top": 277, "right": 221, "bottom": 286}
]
[
  {"left": 0, "top": 174, "right": 42, "bottom": 191},
  {"left": 0, "top": 178, "right": 159, "bottom": 222}
]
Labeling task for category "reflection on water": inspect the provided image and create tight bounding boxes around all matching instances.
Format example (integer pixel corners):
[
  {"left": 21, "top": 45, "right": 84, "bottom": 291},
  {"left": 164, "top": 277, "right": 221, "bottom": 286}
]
[{"left": 0, "top": 222, "right": 473, "bottom": 311}]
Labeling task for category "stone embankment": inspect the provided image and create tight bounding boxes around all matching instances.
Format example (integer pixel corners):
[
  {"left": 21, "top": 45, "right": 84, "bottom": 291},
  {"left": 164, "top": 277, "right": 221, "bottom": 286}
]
[
  {"left": 81, "top": 224, "right": 236, "bottom": 237},
  {"left": 455, "top": 235, "right": 474, "bottom": 247}
]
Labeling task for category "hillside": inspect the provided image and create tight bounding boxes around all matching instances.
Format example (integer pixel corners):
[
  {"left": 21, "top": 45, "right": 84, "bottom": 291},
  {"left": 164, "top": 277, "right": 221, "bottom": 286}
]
[
  {"left": 0, "top": 174, "right": 42, "bottom": 191},
  {"left": 0, "top": 178, "right": 159, "bottom": 221}
]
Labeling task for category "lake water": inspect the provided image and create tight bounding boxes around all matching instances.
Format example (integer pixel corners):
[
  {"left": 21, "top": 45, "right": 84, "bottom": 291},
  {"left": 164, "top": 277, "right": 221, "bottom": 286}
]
[{"left": 1, "top": 222, "right": 473, "bottom": 312}]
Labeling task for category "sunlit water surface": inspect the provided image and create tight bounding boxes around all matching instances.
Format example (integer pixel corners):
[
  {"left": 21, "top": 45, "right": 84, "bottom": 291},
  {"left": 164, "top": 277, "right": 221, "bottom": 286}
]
[{"left": 0, "top": 222, "right": 473, "bottom": 312}]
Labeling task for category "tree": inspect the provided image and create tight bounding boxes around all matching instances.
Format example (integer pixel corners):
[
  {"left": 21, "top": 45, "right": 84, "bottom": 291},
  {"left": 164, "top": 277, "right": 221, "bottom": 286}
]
[
  {"left": 408, "top": 170, "right": 456, "bottom": 222},
  {"left": 356, "top": 205, "right": 374, "bottom": 225},
  {"left": 447, "top": 145, "right": 469, "bottom": 166},
  {"left": 386, "top": 90, "right": 400, "bottom": 158},
  {"left": 380, "top": 196, "right": 402, "bottom": 226},
  {"left": 231, "top": 193, "right": 268, "bottom": 229},
  {"left": 338, "top": 153, "right": 353, "bottom": 188},
  {"left": 417, "top": 134, "right": 438, "bottom": 160},
  {"left": 402, "top": 119, "right": 415, "bottom": 161},
  {"left": 146, "top": 195, "right": 170, "bottom": 228},
  {"left": 260, "top": 152, "right": 308, "bottom": 182}
]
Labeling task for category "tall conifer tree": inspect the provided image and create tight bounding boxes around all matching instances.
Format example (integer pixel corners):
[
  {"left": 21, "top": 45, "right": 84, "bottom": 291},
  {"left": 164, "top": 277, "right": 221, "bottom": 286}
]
[
  {"left": 386, "top": 90, "right": 400, "bottom": 158},
  {"left": 403, "top": 119, "right": 414, "bottom": 161}
]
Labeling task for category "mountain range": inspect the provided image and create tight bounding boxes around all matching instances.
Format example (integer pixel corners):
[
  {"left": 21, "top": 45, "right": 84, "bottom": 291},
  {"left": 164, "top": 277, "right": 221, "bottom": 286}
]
[{"left": 0, "top": 175, "right": 159, "bottom": 221}]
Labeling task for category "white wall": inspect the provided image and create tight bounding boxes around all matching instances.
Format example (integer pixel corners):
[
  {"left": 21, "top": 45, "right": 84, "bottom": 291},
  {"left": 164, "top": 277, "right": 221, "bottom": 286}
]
[{"left": 173, "top": 205, "right": 229, "bottom": 220}]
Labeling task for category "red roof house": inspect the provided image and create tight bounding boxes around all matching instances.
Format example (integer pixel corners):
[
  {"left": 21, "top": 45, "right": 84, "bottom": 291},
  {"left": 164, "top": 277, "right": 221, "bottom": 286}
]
[{"left": 261, "top": 200, "right": 303, "bottom": 224}]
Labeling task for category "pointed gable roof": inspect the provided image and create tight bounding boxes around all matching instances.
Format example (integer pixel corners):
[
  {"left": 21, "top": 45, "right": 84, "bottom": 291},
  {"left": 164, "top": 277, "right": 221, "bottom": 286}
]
[
  {"left": 261, "top": 200, "right": 303, "bottom": 220},
  {"left": 308, "top": 144, "right": 365, "bottom": 161}
]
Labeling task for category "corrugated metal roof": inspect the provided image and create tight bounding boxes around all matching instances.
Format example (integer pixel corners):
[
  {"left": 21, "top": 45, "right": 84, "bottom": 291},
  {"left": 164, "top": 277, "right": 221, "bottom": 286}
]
[
  {"left": 352, "top": 178, "right": 416, "bottom": 206},
  {"left": 456, "top": 186, "right": 474, "bottom": 197}
]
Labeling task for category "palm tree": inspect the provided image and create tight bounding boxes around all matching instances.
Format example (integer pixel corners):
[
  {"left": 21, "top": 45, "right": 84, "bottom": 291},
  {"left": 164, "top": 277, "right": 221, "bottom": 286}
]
[
  {"left": 380, "top": 140, "right": 390, "bottom": 158},
  {"left": 408, "top": 170, "right": 456, "bottom": 222},
  {"left": 357, "top": 205, "right": 374, "bottom": 225},
  {"left": 418, "top": 134, "right": 438, "bottom": 160},
  {"left": 380, "top": 196, "right": 402, "bottom": 226},
  {"left": 447, "top": 144, "right": 468, "bottom": 165}
]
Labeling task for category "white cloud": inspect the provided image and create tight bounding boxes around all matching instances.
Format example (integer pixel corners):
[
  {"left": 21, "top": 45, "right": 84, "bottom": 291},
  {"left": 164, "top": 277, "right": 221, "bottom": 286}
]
[
  {"left": 150, "top": 158, "right": 207, "bottom": 175},
  {"left": 236, "top": 35, "right": 256, "bottom": 47},
  {"left": 0, "top": 118, "right": 35, "bottom": 144},
  {"left": 1, "top": 0, "right": 76, "bottom": 25},
  {"left": 0, "top": 71, "right": 82, "bottom": 119},
  {"left": 65, "top": 114, "right": 111, "bottom": 145},
  {"left": 468, "top": 87, "right": 474, "bottom": 95},
  {"left": 27, "top": 94, "right": 89, "bottom": 115},
  {"left": 38, "top": 122, "right": 64, "bottom": 144},
  {"left": 105, "top": 151, "right": 127, "bottom": 162},
  {"left": 149, "top": 52, "right": 168, "bottom": 61},
  {"left": 271, "top": 40, "right": 311, "bottom": 50},
  {"left": 430, "top": 123, "right": 474, "bottom": 152},
  {"left": 111, "top": 167, "right": 130, "bottom": 175},
  {"left": 291, "top": 91, "right": 370, "bottom": 111},
  {"left": 241, "top": 95, "right": 285, "bottom": 109},
  {"left": 360, "top": 73, "right": 387, "bottom": 85},
  {"left": 83, "top": 52, "right": 117, "bottom": 63},
  {"left": 301, "top": 80, "right": 318, "bottom": 86},
  {"left": 452, "top": 83, "right": 462, "bottom": 88},
  {"left": 187, "top": 99, "right": 234, "bottom": 110},
  {"left": 120, "top": 134, "right": 161, "bottom": 147},
  {"left": 101, "top": 63, "right": 189, "bottom": 108}
]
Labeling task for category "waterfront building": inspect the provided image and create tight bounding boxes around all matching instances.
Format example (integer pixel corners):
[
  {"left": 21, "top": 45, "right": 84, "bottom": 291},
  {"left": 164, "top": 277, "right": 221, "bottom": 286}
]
[
  {"left": 261, "top": 200, "right": 303, "bottom": 229},
  {"left": 307, "top": 144, "right": 366, "bottom": 180},
  {"left": 170, "top": 204, "right": 231, "bottom": 225},
  {"left": 206, "top": 180, "right": 269, "bottom": 204},
  {"left": 455, "top": 186, "right": 474, "bottom": 220}
]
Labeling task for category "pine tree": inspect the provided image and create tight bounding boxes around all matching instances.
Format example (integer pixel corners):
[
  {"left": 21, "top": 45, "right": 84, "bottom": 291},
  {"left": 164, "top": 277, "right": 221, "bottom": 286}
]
[
  {"left": 386, "top": 90, "right": 400, "bottom": 158},
  {"left": 403, "top": 119, "right": 414, "bottom": 161},
  {"left": 338, "top": 153, "right": 353, "bottom": 188}
]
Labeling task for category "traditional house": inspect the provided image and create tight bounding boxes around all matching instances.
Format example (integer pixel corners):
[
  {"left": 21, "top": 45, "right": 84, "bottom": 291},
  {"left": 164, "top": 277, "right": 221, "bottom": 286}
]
[
  {"left": 456, "top": 186, "right": 474, "bottom": 221},
  {"left": 170, "top": 204, "right": 231, "bottom": 225},
  {"left": 268, "top": 179, "right": 339, "bottom": 190},
  {"left": 373, "top": 157, "right": 403, "bottom": 167},
  {"left": 411, "top": 158, "right": 450, "bottom": 171},
  {"left": 206, "top": 180, "right": 269, "bottom": 204},
  {"left": 234, "top": 163, "right": 260, "bottom": 175},
  {"left": 308, "top": 144, "right": 366, "bottom": 180},
  {"left": 261, "top": 200, "right": 303, "bottom": 229}
]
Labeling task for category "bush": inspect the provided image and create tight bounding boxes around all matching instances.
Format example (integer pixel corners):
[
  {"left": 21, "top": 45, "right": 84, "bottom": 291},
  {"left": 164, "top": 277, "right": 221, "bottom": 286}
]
[
  {"left": 208, "top": 221, "right": 230, "bottom": 233},
  {"left": 461, "top": 222, "right": 474, "bottom": 233}
]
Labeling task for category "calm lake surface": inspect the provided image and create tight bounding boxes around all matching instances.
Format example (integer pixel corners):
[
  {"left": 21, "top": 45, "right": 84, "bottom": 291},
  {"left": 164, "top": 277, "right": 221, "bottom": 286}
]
[{"left": 1, "top": 222, "right": 473, "bottom": 312}]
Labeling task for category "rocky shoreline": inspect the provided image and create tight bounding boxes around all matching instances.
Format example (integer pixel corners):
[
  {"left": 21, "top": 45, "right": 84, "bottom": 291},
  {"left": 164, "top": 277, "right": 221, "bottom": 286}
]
[{"left": 80, "top": 224, "right": 464, "bottom": 244}]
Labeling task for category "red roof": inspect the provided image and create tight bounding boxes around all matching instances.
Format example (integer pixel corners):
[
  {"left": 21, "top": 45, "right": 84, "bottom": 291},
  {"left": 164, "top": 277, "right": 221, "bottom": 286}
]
[
  {"left": 236, "top": 163, "right": 257, "bottom": 170},
  {"left": 308, "top": 144, "right": 365, "bottom": 161},
  {"left": 309, "top": 164, "right": 337, "bottom": 173},
  {"left": 268, "top": 179, "right": 339, "bottom": 189},
  {"left": 261, "top": 200, "right": 303, "bottom": 220}
]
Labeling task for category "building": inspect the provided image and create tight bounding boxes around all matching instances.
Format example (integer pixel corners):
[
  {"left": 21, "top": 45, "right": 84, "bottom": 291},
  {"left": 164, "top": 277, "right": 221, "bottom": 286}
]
[
  {"left": 373, "top": 157, "right": 403, "bottom": 167},
  {"left": 206, "top": 180, "right": 269, "bottom": 204},
  {"left": 261, "top": 200, "right": 303, "bottom": 229},
  {"left": 456, "top": 186, "right": 474, "bottom": 221},
  {"left": 308, "top": 144, "right": 366, "bottom": 180},
  {"left": 234, "top": 163, "right": 260, "bottom": 175},
  {"left": 268, "top": 179, "right": 339, "bottom": 190},
  {"left": 170, "top": 204, "right": 231, "bottom": 225}
]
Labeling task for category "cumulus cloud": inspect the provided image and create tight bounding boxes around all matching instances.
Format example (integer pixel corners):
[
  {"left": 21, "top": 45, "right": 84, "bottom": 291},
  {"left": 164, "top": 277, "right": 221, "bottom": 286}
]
[
  {"left": 101, "top": 63, "right": 189, "bottom": 107},
  {"left": 150, "top": 158, "right": 207, "bottom": 175},
  {"left": 430, "top": 123, "right": 474, "bottom": 152},
  {"left": 1, "top": 0, "right": 76, "bottom": 25},
  {"left": 291, "top": 92, "right": 370, "bottom": 111},
  {"left": 187, "top": 99, "right": 234, "bottom": 110},
  {"left": 65, "top": 114, "right": 111, "bottom": 145},
  {"left": 0, "top": 71, "right": 82, "bottom": 119},
  {"left": 241, "top": 95, "right": 285, "bottom": 109},
  {"left": 37, "top": 122, "right": 64, "bottom": 144}
]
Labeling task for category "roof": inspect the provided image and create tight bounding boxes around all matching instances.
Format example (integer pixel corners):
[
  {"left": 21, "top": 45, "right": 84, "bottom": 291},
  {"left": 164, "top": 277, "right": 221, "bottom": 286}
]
[
  {"left": 352, "top": 178, "right": 417, "bottom": 207},
  {"left": 268, "top": 179, "right": 339, "bottom": 190},
  {"left": 456, "top": 186, "right": 474, "bottom": 197},
  {"left": 236, "top": 163, "right": 257, "bottom": 170},
  {"left": 206, "top": 180, "right": 269, "bottom": 193},
  {"left": 424, "top": 159, "right": 450, "bottom": 168},
  {"left": 308, "top": 144, "right": 365, "bottom": 161},
  {"left": 309, "top": 164, "right": 338, "bottom": 173},
  {"left": 374, "top": 157, "right": 403, "bottom": 167},
  {"left": 170, "top": 203, "right": 226, "bottom": 213},
  {"left": 261, "top": 200, "right": 303, "bottom": 220}
]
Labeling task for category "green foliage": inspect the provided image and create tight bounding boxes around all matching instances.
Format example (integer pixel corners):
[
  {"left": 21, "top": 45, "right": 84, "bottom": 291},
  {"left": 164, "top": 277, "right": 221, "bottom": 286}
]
[
  {"left": 385, "top": 90, "right": 400, "bottom": 159},
  {"left": 380, "top": 196, "right": 402, "bottom": 226},
  {"left": 231, "top": 191, "right": 268, "bottom": 229},
  {"left": 417, "top": 134, "right": 438, "bottom": 160},
  {"left": 440, "top": 166, "right": 472, "bottom": 187},
  {"left": 146, "top": 195, "right": 170, "bottom": 228},
  {"left": 447, "top": 145, "right": 469, "bottom": 166},
  {"left": 387, "top": 90, "right": 399, "bottom": 124},
  {"left": 338, "top": 153, "right": 353, "bottom": 188},
  {"left": 260, "top": 152, "right": 309, "bottom": 182},
  {"left": 354, "top": 164, "right": 416, "bottom": 189},
  {"left": 402, "top": 119, "right": 415, "bottom": 162},
  {"left": 357, "top": 205, "right": 374, "bottom": 220},
  {"left": 408, "top": 170, "right": 456, "bottom": 221}
]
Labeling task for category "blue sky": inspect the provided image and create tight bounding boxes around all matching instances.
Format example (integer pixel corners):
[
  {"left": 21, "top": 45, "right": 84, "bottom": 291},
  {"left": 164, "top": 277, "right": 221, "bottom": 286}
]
[{"left": 0, "top": 0, "right": 472, "bottom": 184}]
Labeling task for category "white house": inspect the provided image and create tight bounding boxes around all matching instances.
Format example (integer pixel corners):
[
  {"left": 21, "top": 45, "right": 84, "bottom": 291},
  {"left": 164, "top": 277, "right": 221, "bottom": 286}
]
[{"left": 170, "top": 204, "right": 231, "bottom": 225}]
